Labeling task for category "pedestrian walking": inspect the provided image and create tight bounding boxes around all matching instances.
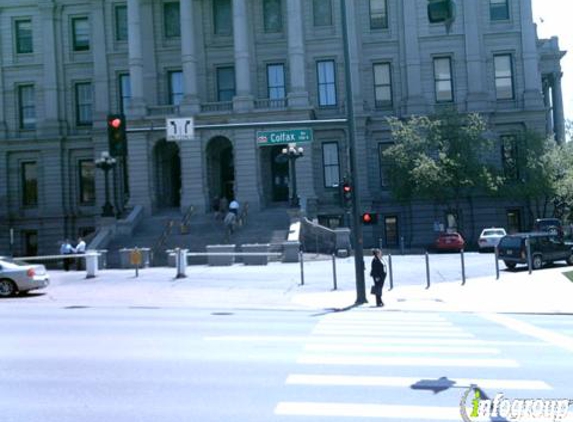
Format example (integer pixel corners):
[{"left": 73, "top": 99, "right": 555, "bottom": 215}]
[
  {"left": 74, "top": 237, "right": 86, "bottom": 270},
  {"left": 223, "top": 211, "right": 237, "bottom": 235},
  {"left": 369, "top": 248, "right": 387, "bottom": 307},
  {"left": 60, "top": 239, "right": 74, "bottom": 271},
  {"left": 229, "top": 198, "right": 240, "bottom": 216},
  {"left": 219, "top": 196, "right": 229, "bottom": 216}
]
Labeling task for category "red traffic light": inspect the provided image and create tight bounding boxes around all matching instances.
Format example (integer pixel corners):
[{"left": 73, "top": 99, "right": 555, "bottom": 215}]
[
  {"left": 343, "top": 184, "right": 352, "bottom": 193},
  {"left": 363, "top": 213, "right": 372, "bottom": 223},
  {"left": 362, "top": 212, "right": 378, "bottom": 225},
  {"left": 109, "top": 117, "right": 122, "bottom": 129}
]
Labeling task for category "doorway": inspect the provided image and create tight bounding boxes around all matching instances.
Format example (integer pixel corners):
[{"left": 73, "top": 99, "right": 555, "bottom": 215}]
[
  {"left": 271, "top": 145, "right": 289, "bottom": 202},
  {"left": 206, "top": 136, "right": 235, "bottom": 205},
  {"left": 153, "top": 139, "right": 181, "bottom": 208}
]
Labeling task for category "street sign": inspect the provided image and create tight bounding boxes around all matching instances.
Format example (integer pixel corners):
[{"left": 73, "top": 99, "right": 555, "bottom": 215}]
[
  {"left": 256, "top": 129, "right": 313, "bottom": 146},
  {"left": 166, "top": 117, "right": 194, "bottom": 141}
]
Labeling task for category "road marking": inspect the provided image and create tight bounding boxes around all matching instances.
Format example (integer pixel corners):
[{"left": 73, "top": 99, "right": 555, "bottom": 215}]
[
  {"left": 297, "top": 355, "right": 519, "bottom": 367},
  {"left": 275, "top": 401, "right": 461, "bottom": 420},
  {"left": 323, "top": 313, "right": 448, "bottom": 322},
  {"left": 304, "top": 343, "right": 500, "bottom": 354},
  {"left": 480, "top": 313, "right": 573, "bottom": 353},
  {"left": 318, "top": 320, "right": 456, "bottom": 327},
  {"left": 312, "top": 328, "right": 474, "bottom": 338},
  {"left": 285, "top": 374, "right": 552, "bottom": 390}
]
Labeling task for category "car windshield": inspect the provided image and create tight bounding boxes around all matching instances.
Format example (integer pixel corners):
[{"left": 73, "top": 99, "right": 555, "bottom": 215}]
[
  {"left": 482, "top": 229, "right": 505, "bottom": 236},
  {"left": 499, "top": 237, "right": 522, "bottom": 248}
]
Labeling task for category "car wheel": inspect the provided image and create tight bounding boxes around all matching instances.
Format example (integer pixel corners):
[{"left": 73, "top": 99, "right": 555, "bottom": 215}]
[
  {"left": 504, "top": 261, "right": 516, "bottom": 270},
  {"left": 567, "top": 254, "right": 573, "bottom": 266},
  {"left": 0, "top": 279, "right": 17, "bottom": 297},
  {"left": 532, "top": 255, "right": 543, "bottom": 270}
]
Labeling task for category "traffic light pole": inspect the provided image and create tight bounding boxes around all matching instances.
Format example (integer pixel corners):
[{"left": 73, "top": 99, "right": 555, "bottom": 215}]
[{"left": 341, "top": 0, "right": 367, "bottom": 305}]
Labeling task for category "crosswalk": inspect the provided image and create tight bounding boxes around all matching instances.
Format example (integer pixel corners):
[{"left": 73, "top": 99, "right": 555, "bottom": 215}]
[{"left": 274, "top": 309, "right": 570, "bottom": 421}]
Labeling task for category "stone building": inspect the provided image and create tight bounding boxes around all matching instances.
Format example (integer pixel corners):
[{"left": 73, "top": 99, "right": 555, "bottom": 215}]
[{"left": 0, "top": 0, "right": 566, "bottom": 256}]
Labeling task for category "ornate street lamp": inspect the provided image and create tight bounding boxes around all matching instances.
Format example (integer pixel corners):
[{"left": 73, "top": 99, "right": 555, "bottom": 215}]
[
  {"left": 281, "top": 143, "right": 304, "bottom": 207},
  {"left": 95, "top": 151, "right": 117, "bottom": 217}
]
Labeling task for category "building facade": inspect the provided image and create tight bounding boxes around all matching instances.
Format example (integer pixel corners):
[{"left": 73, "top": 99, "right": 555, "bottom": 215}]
[{"left": 0, "top": 0, "right": 566, "bottom": 256}]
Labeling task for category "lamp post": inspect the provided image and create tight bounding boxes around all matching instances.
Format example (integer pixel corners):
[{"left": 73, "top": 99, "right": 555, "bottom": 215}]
[
  {"left": 282, "top": 143, "right": 304, "bottom": 207},
  {"left": 95, "top": 151, "right": 117, "bottom": 217}
]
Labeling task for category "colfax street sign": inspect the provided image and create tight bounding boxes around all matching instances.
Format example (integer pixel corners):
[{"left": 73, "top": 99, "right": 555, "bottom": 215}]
[
  {"left": 256, "top": 128, "right": 313, "bottom": 146},
  {"left": 166, "top": 117, "right": 194, "bottom": 141}
]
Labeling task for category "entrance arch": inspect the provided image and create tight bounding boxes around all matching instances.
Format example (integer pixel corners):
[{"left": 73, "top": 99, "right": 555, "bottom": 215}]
[
  {"left": 153, "top": 139, "right": 181, "bottom": 208},
  {"left": 206, "top": 136, "right": 235, "bottom": 207}
]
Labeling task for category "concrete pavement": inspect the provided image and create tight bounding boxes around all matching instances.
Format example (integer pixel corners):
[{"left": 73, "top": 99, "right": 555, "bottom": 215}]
[{"left": 9, "top": 255, "right": 573, "bottom": 314}]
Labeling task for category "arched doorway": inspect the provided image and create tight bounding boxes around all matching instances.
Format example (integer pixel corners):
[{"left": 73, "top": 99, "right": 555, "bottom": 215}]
[
  {"left": 153, "top": 139, "right": 181, "bottom": 208},
  {"left": 206, "top": 136, "right": 235, "bottom": 207}
]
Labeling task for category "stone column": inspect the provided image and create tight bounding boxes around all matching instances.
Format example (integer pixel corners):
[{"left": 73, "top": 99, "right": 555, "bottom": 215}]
[
  {"left": 40, "top": 1, "right": 62, "bottom": 135},
  {"left": 126, "top": 132, "right": 152, "bottom": 213},
  {"left": 179, "top": 136, "right": 206, "bottom": 213},
  {"left": 552, "top": 73, "right": 566, "bottom": 144},
  {"left": 521, "top": 0, "right": 543, "bottom": 108},
  {"left": 295, "top": 145, "right": 316, "bottom": 213},
  {"left": 91, "top": 0, "right": 110, "bottom": 122},
  {"left": 233, "top": 130, "right": 261, "bottom": 211},
  {"left": 232, "top": 0, "right": 253, "bottom": 112},
  {"left": 343, "top": 0, "right": 363, "bottom": 113},
  {"left": 127, "top": 0, "right": 146, "bottom": 117},
  {"left": 542, "top": 77, "right": 553, "bottom": 136},
  {"left": 463, "top": 0, "right": 489, "bottom": 110},
  {"left": 286, "top": 0, "right": 308, "bottom": 107},
  {"left": 180, "top": 0, "right": 200, "bottom": 115},
  {"left": 402, "top": 0, "right": 425, "bottom": 114}
]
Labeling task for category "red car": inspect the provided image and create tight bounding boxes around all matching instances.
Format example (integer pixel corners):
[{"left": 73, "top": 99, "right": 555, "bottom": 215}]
[{"left": 434, "top": 232, "right": 465, "bottom": 252}]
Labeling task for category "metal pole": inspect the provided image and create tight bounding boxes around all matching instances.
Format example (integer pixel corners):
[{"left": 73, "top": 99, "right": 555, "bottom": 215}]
[
  {"left": 388, "top": 253, "right": 393, "bottom": 290},
  {"left": 494, "top": 246, "right": 500, "bottom": 280},
  {"left": 331, "top": 253, "right": 338, "bottom": 290},
  {"left": 299, "top": 250, "right": 305, "bottom": 285},
  {"left": 425, "top": 251, "right": 431, "bottom": 289},
  {"left": 9, "top": 228, "right": 14, "bottom": 257},
  {"left": 460, "top": 249, "right": 466, "bottom": 286},
  {"left": 400, "top": 236, "right": 405, "bottom": 255},
  {"left": 341, "top": 0, "right": 366, "bottom": 304},
  {"left": 526, "top": 237, "right": 532, "bottom": 275}
]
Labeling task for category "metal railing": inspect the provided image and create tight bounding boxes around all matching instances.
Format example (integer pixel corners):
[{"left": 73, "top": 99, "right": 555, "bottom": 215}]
[{"left": 200, "top": 101, "right": 233, "bottom": 113}]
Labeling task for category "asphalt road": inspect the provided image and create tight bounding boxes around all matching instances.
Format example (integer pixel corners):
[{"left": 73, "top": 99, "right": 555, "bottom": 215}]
[{"left": 2, "top": 305, "right": 572, "bottom": 422}]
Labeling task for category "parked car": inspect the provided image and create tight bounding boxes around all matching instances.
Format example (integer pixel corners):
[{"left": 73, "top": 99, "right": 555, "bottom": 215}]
[
  {"left": 497, "top": 232, "right": 573, "bottom": 270},
  {"left": 533, "top": 218, "right": 563, "bottom": 237},
  {"left": 0, "top": 257, "right": 50, "bottom": 297},
  {"left": 477, "top": 227, "right": 507, "bottom": 251},
  {"left": 434, "top": 232, "right": 465, "bottom": 252}
]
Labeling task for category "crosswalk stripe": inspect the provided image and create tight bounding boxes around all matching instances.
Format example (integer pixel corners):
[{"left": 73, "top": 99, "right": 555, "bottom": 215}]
[
  {"left": 312, "top": 328, "right": 474, "bottom": 338},
  {"left": 275, "top": 401, "right": 461, "bottom": 420},
  {"left": 323, "top": 314, "right": 448, "bottom": 322},
  {"left": 285, "top": 374, "right": 552, "bottom": 390},
  {"left": 313, "top": 325, "right": 466, "bottom": 332},
  {"left": 304, "top": 343, "right": 500, "bottom": 354},
  {"left": 297, "top": 355, "right": 519, "bottom": 367},
  {"left": 317, "top": 320, "right": 456, "bottom": 327}
]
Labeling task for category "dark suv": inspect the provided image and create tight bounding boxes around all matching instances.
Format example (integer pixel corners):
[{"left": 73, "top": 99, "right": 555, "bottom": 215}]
[
  {"left": 533, "top": 218, "right": 563, "bottom": 237},
  {"left": 497, "top": 232, "right": 573, "bottom": 270}
]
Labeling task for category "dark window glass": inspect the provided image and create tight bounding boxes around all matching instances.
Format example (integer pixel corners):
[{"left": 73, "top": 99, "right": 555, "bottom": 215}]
[
  {"left": 373, "top": 63, "right": 392, "bottom": 107},
  {"left": 263, "top": 0, "right": 282, "bottom": 32},
  {"left": 22, "top": 161, "right": 38, "bottom": 207},
  {"left": 490, "top": 0, "right": 509, "bottom": 21},
  {"left": 267, "top": 64, "right": 285, "bottom": 101},
  {"left": 214, "top": 0, "right": 232, "bottom": 35},
  {"left": 19, "top": 85, "right": 36, "bottom": 130},
  {"left": 378, "top": 143, "right": 392, "bottom": 187},
  {"left": 115, "top": 5, "right": 128, "bottom": 41},
  {"left": 501, "top": 135, "right": 518, "bottom": 181},
  {"left": 15, "top": 20, "right": 33, "bottom": 54},
  {"left": 322, "top": 142, "right": 340, "bottom": 187},
  {"left": 23, "top": 230, "right": 38, "bottom": 257},
  {"left": 507, "top": 209, "right": 522, "bottom": 233},
  {"left": 433, "top": 57, "right": 453, "bottom": 102},
  {"left": 79, "top": 160, "right": 96, "bottom": 205},
  {"left": 72, "top": 17, "right": 90, "bottom": 51},
  {"left": 384, "top": 216, "right": 398, "bottom": 247},
  {"left": 317, "top": 60, "right": 336, "bottom": 106},
  {"left": 164, "top": 2, "right": 181, "bottom": 38},
  {"left": 119, "top": 74, "right": 131, "bottom": 115},
  {"left": 313, "top": 0, "right": 332, "bottom": 27},
  {"left": 370, "top": 0, "right": 388, "bottom": 29},
  {"left": 217, "top": 67, "right": 235, "bottom": 101},
  {"left": 75, "top": 82, "right": 93, "bottom": 125},
  {"left": 169, "top": 71, "right": 184, "bottom": 105},
  {"left": 494, "top": 54, "right": 514, "bottom": 99}
]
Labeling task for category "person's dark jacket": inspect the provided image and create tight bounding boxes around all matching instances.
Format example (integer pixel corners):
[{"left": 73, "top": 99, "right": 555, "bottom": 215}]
[{"left": 370, "top": 257, "right": 386, "bottom": 282}]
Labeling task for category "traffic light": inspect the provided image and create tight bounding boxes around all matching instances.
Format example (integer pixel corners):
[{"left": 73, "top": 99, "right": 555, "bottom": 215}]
[
  {"left": 362, "top": 212, "right": 378, "bottom": 225},
  {"left": 427, "top": 0, "right": 454, "bottom": 23},
  {"left": 341, "top": 180, "right": 352, "bottom": 208},
  {"left": 107, "top": 114, "right": 127, "bottom": 157}
]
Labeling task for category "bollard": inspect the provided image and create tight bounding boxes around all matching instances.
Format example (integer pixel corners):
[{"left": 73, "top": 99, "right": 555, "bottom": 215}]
[
  {"left": 425, "top": 251, "right": 431, "bottom": 289},
  {"left": 400, "top": 236, "right": 405, "bottom": 255},
  {"left": 526, "top": 237, "right": 532, "bottom": 275},
  {"left": 176, "top": 248, "right": 187, "bottom": 279},
  {"left": 299, "top": 250, "right": 305, "bottom": 285},
  {"left": 494, "top": 246, "right": 500, "bottom": 280},
  {"left": 379, "top": 237, "right": 384, "bottom": 250},
  {"left": 388, "top": 254, "right": 393, "bottom": 290},
  {"left": 331, "top": 253, "right": 338, "bottom": 290},
  {"left": 85, "top": 251, "right": 98, "bottom": 279},
  {"left": 460, "top": 249, "right": 466, "bottom": 286}
]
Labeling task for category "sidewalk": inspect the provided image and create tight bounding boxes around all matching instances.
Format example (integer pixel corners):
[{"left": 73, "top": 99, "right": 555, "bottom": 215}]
[{"left": 14, "top": 258, "right": 573, "bottom": 314}]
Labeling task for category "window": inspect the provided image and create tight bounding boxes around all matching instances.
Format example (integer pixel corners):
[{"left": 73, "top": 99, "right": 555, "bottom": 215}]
[
  {"left": 445, "top": 211, "right": 459, "bottom": 230},
  {"left": 119, "top": 73, "right": 131, "bottom": 114},
  {"left": 164, "top": 2, "right": 181, "bottom": 38},
  {"left": 15, "top": 19, "right": 33, "bottom": 54},
  {"left": 506, "top": 209, "right": 521, "bottom": 234},
  {"left": 433, "top": 57, "right": 453, "bottom": 102},
  {"left": 501, "top": 134, "right": 518, "bottom": 181},
  {"left": 18, "top": 85, "right": 36, "bottom": 129},
  {"left": 373, "top": 63, "right": 392, "bottom": 107},
  {"left": 370, "top": 0, "right": 388, "bottom": 29},
  {"left": 214, "top": 0, "right": 232, "bottom": 35},
  {"left": 267, "top": 64, "right": 285, "bottom": 103},
  {"left": 263, "top": 0, "right": 282, "bottom": 33},
  {"left": 23, "top": 230, "right": 38, "bottom": 257},
  {"left": 75, "top": 82, "right": 93, "bottom": 125},
  {"left": 115, "top": 5, "right": 128, "bottom": 41},
  {"left": 378, "top": 143, "right": 392, "bottom": 187},
  {"left": 494, "top": 54, "right": 513, "bottom": 100},
  {"left": 317, "top": 60, "right": 336, "bottom": 106},
  {"left": 217, "top": 66, "right": 235, "bottom": 101},
  {"left": 79, "top": 160, "right": 95, "bottom": 205},
  {"left": 384, "top": 216, "right": 398, "bottom": 247},
  {"left": 168, "top": 71, "right": 183, "bottom": 106},
  {"left": 21, "top": 161, "right": 38, "bottom": 207},
  {"left": 490, "top": 0, "right": 509, "bottom": 21},
  {"left": 313, "top": 0, "right": 332, "bottom": 27},
  {"left": 322, "top": 142, "right": 340, "bottom": 188},
  {"left": 72, "top": 17, "right": 90, "bottom": 51}
]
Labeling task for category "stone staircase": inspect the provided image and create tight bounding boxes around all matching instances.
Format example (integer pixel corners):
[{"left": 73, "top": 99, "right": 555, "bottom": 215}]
[{"left": 105, "top": 206, "right": 291, "bottom": 267}]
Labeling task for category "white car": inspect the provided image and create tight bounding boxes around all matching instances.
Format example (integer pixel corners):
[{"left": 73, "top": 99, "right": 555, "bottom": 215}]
[
  {"left": 477, "top": 228, "right": 507, "bottom": 251},
  {"left": 0, "top": 257, "right": 50, "bottom": 297}
]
